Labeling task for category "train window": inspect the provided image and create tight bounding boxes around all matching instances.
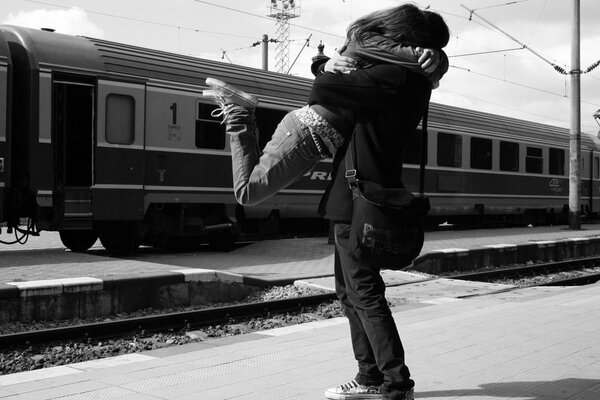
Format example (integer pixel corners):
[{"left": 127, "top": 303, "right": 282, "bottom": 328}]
[
  {"left": 196, "top": 103, "right": 225, "bottom": 149},
  {"left": 470, "top": 137, "right": 492, "bottom": 169},
  {"left": 500, "top": 141, "right": 519, "bottom": 171},
  {"left": 106, "top": 94, "right": 135, "bottom": 145},
  {"left": 595, "top": 157, "right": 600, "bottom": 179},
  {"left": 437, "top": 132, "right": 462, "bottom": 167},
  {"left": 526, "top": 146, "right": 543, "bottom": 173},
  {"left": 254, "top": 108, "right": 288, "bottom": 149},
  {"left": 549, "top": 148, "right": 565, "bottom": 175},
  {"left": 403, "top": 129, "right": 427, "bottom": 165}
]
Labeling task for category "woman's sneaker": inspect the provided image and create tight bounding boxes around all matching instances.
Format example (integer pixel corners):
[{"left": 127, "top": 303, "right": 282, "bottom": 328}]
[
  {"left": 203, "top": 77, "right": 259, "bottom": 109},
  {"left": 324, "top": 379, "right": 382, "bottom": 399}
]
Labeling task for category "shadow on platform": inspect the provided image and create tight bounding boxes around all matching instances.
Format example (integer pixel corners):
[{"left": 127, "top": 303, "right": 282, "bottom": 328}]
[{"left": 418, "top": 378, "right": 600, "bottom": 399}]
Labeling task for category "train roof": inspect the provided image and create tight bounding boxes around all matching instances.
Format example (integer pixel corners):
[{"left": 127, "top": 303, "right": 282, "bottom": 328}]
[
  {"left": 430, "top": 100, "right": 598, "bottom": 151},
  {"left": 0, "top": 25, "right": 312, "bottom": 105},
  {"left": 0, "top": 25, "right": 596, "bottom": 151},
  {"left": 0, "top": 29, "right": 9, "bottom": 64}
]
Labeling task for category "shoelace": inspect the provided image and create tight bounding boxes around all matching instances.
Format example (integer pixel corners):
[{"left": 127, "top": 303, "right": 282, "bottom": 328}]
[
  {"left": 338, "top": 380, "right": 381, "bottom": 394},
  {"left": 209, "top": 97, "right": 236, "bottom": 124},
  {"left": 208, "top": 92, "right": 228, "bottom": 116},
  {"left": 340, "top": 380, "right": 360, "bottom": 390}
]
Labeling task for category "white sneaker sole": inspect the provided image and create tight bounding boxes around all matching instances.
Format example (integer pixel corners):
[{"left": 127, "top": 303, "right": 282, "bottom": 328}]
[{"left": 205, "top": 78, "right": 259, "bottom": 107}]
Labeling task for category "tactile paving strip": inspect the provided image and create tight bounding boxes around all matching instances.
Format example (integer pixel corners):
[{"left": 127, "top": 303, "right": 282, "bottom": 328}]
[{"left": 57, "top": 339, "right": 348, "bottom": 398}]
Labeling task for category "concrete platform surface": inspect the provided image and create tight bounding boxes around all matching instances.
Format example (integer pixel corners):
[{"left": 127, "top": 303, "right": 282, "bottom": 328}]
[
  {"left": 0, "top": 279, "right": 598, "bottom": 399},
  {"left": 3, "top": 224, "right": 600, "bottom": 284}
]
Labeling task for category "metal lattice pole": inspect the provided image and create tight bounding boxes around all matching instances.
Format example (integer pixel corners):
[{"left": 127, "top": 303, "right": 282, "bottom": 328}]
[
  {"left": 267, "top": 0, "right": 300, "bottom": 74},
  {"left": 274, "top": 17, "right": 290, "bottom": 73}
]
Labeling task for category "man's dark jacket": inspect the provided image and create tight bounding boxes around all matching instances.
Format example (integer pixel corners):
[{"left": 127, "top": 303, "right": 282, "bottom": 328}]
[{"left": 308, "top": 63, "right": 433, "bottom": 222}]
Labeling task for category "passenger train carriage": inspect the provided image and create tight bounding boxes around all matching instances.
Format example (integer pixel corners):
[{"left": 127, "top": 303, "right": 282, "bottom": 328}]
[{"left": 0, "top": 25, "right": 598, "bottom": 254}]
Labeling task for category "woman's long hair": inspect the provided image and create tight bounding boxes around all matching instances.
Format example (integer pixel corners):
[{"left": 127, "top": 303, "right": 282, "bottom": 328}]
[{"left": 347, "top": 3, "right": 450, "bottom": 49}]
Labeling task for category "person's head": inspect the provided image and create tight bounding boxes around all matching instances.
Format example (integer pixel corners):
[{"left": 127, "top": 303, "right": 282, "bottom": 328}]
[{"left": 347, "top": 3, "right": 450, "bottom": 49}]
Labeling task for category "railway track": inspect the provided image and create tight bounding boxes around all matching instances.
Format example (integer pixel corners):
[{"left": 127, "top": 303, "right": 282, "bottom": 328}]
[
  {"left": 447, "top": 256, "right": 600, "bottom": 286},
  {"left": 3, "top": 258, "right": 600, "bottom": 349},
  {"left": 2, "top": 257, "right": 600, "bottom": 375},
  {"left": 0, "top": 293, "right": 336, "bottom": 348}
]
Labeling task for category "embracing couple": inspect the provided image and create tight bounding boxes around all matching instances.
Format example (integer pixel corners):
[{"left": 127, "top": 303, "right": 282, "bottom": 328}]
[{"left": 203, "top": 4, "right": 450, "bottom": 400}]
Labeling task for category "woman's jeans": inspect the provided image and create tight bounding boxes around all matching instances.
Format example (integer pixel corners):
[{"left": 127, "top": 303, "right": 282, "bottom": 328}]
[
  {"left": 225, "top": 107, "right": 321, "bottom": 206},
  {"left": 334, "top": 222, "right": 415, "bottom": 399}
]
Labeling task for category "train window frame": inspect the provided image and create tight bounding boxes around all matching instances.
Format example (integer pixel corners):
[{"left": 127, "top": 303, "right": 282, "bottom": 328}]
[
  {"left": 499, "top": 141, "right": 519, "bottom": 172},
  {"left": 549, "top": 147, "right": 565, "bottom": 176},
  {"left": 105, "top": 94, "right": 135, "bottom": 145},
  {"left": 594, "top": 157, "right": 600, "bottom": 179},
  {"left": 195, "top": 101, "right": 226, "bottom": 150},
  {"left": 525, "top": 146, "right": 543, "bottom": 174},
  {"left": 437, "top": 132, "right": 462, "bottom": 168},
  {"left": 470, "top": 137, "right": 492, "bottom": 170}
]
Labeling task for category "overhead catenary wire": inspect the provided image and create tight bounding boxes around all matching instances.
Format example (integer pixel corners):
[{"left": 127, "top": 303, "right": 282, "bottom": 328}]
[
  {"left": 460, "top": 4, "right": 567, "bottom": 74},
  {"left": 19, "top": 0, "right": 600, "bottom": 123},
  {"left": 450, "top": 47, "right": 524, "bottom": 58},
  {"left": 461, "top": 3, "right": 599, "bottom": 76},
  {"left": 473, "top": 0, "right": 532, "bottom": 11},
  {"left": 286, "top": 34, "right": 312, "bottom": 75},
  {"left": 24, "top": 0, "right": 256, "bottom": 40},
  {"left": 191, "top": 0, "right": 344, "bottom": 39}
]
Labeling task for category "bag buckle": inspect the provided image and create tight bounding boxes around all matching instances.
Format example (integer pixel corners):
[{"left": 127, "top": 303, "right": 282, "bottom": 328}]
[{"left": 345, "top": 169, "right": 357, "bottom": 188}]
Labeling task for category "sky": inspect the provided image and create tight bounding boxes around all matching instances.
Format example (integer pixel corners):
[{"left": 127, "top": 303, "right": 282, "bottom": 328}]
[{"left": 1, "top": 0, "right": 600, "bottom": 138}]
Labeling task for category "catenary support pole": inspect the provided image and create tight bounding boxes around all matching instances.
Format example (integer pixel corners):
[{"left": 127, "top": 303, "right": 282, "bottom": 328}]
[
  {"left": 262, "top": 34, "right": 269, "bottom": 71},
  {"left": 569, "top": 0, "right": 581, "bottom": 229}
]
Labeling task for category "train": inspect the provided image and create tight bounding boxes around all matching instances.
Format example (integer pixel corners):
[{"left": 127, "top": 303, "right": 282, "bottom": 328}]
[{"left": 0, "top": 25, "right": 598, "bottom": 254}]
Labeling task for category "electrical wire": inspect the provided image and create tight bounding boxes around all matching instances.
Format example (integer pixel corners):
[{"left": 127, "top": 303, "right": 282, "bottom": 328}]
[
  {"left": 191, "top": 0, "right": 344, "bottom": 39},
  {"left": 474, "top": 0, "right": 532, "bottom": 11},
  {"left": 450, "top": 63, "right": 568, "bottom": 98},
  {"left": 24, "top": 0, "right": 256, "bottom": 40},
  {"left": 450, "top": 47, "right": 524, "bottom": 58},
  {"left": 436, "top": 84, "right": 598, "bottom": 134},
  {"left": 0, "top": 218, "right": 39, "bottom": 245},
  {"left": 461, "top": 3, "right": 599, "bottom": 76},
  {"left": 447, "top": 64, "right": 600, "bottom": 130},
  {"left": 526, "top": 0, "right": 547, "bottom": 44},
  {"left": 19, "top": 0, "right": 600, "bottom": 123}
]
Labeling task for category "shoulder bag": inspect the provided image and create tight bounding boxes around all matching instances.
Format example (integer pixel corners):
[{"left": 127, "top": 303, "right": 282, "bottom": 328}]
[{"left": 345, "top": 106, "right": 430, "bottom": 269}]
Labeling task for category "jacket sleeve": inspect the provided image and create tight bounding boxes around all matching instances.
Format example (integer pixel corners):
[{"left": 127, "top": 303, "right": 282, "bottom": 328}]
[
  {"left": 308, "top": 64, "right": 409, "bottom": 109},
  {"left": 353, "top": 37, "right": 421, "bottom": 68},
  {"left": 356, "top": 36, "right": 449, "bottom": 85}
]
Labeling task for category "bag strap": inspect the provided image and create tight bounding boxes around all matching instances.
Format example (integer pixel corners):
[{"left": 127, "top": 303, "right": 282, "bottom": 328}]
[
  {"left": 419, "top": 104, "right": 429, "bottom": 195},
  {"left": 344, "top": 138, "right": 358, "bottom": 188},
  {"left": 345, "top": 103, "right": 430, "bottom": 191}
]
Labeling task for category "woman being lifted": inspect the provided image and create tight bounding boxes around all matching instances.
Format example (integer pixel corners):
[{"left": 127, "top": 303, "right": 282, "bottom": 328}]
[{"left": 203, "top": 4, "right": 449, "bottom": 206}]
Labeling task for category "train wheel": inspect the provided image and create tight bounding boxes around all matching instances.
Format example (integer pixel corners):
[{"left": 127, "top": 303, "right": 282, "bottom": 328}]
[
  {"left": 97, "top": 221, "right": 141, "bottom": 255},
  {"left": 59, "top": 229, "right": 98, "bottom": 252}
]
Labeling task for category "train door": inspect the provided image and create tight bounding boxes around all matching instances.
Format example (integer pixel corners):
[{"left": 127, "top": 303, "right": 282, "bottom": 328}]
[
  {"left": 93, "top": 80, "right": 146, "bottom": 254},
  {"left": 53, "top": 78, "right": 98, "bottom": 250}
]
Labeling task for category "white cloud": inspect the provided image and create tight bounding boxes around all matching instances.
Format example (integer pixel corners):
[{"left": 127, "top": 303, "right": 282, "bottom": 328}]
[{"left": 2, "top": 8, "right": 104, "bottom": 37}]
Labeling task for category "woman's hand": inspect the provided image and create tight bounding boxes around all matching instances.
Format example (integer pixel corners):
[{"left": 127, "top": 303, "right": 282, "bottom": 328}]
[
  {"left": 416, "top": 48, "right": 440, "bottom": 73},
  {"left": 324, "top": 52, "right": 357, "bottom": 74}
]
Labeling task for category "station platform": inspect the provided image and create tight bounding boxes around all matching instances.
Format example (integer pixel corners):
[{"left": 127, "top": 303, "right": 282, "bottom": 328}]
[
  {"left": 1, "top": 225, "right": 600, "bottom": 398},
  {"left": 3, "top": 224, "right": 600, "bottom": 324},
  {"left": 1, "top": 268, "right": 599, "bottom": 398},
  {"left": 3, "top": 223, "right": 600, "bottom": 285}
]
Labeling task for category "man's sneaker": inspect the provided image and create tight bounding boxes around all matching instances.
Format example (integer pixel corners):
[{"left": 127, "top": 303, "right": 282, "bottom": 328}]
[
  {"left": 324, "top": 379, "right": 382, "bottom": 399},
  {"left": 203, "top": 77, "right": 259, "bottom": 109}
]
